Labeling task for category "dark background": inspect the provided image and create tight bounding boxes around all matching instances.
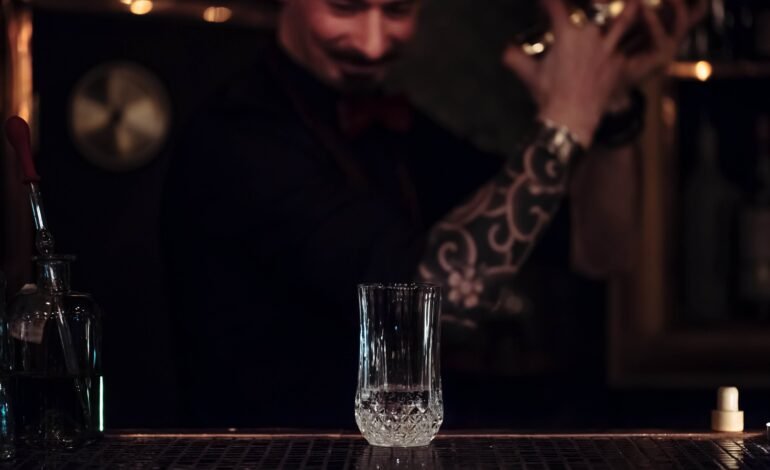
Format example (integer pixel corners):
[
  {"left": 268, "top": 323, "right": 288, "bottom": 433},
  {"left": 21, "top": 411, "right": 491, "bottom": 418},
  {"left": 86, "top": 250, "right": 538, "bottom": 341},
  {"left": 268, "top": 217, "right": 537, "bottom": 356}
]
[{"left": 29, "top": 9, "right": 272, "bottom": 427}]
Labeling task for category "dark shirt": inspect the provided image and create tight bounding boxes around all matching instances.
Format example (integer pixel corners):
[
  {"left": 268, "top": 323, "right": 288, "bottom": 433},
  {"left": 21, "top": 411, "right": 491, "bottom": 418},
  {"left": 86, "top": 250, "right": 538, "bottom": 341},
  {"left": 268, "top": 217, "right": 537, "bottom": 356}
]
[{"left": 161, "top": 43, "right": 502, "bottom": 427}]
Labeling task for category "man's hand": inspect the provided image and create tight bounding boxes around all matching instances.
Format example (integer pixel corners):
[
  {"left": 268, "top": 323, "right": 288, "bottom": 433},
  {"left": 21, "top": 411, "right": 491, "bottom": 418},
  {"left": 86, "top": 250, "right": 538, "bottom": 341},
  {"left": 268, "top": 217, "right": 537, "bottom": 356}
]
[
  {"left": 502, "top": 0, "right": 708, "bottom": 136},
  {"left": 502, "top": 0, "right": 641, "bottom": 147},
  {"left": 615, "top": 0, "right": 707, "bottom": 96}
]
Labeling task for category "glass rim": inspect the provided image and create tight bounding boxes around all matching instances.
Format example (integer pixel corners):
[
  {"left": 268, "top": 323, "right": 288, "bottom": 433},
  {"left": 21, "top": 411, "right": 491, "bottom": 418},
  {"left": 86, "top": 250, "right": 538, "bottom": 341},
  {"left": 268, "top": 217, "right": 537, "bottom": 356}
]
[
  {"left": 357, "top": 282, "right": 440, "bottom": 291},
  {"left": 32, "top": 254, "right": 76, "bottom": 262}
]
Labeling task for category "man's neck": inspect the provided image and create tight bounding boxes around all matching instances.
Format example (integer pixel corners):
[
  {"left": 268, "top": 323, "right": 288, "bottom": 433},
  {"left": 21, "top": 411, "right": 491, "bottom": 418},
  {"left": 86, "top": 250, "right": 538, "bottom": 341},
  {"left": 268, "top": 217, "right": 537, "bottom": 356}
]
[{"left": 276, "top": 17, "right": 329, "bottom": 89}]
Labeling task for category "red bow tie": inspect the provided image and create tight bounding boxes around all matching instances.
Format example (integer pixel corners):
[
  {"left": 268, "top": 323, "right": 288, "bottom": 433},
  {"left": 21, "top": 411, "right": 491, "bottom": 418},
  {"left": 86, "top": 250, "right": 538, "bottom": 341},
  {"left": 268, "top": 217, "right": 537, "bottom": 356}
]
[{"left": 337, "top": 94, "right": 413, "bottom": 138}]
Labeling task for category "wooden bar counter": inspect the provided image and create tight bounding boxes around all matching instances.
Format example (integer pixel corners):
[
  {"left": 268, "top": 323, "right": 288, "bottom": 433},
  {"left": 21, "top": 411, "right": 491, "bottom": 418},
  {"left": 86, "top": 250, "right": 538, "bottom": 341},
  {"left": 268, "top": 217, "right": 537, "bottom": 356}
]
[{"left": 7, "top": 430, "right": 769, "bottom": 469}]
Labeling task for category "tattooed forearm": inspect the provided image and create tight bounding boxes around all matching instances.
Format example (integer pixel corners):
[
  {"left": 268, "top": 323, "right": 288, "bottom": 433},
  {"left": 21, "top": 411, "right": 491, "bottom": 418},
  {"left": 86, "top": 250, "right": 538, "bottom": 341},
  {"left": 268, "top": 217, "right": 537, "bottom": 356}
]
[{"left": 417, "top": 136, "right": 572, "bottom": 315}]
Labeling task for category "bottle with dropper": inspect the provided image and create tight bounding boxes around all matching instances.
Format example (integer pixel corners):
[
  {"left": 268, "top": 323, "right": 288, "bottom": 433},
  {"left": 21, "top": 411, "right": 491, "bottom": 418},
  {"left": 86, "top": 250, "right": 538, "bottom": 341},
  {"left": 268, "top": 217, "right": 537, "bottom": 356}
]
[{"left": 3, "top": 117, "right": 103, "bottom": 449}]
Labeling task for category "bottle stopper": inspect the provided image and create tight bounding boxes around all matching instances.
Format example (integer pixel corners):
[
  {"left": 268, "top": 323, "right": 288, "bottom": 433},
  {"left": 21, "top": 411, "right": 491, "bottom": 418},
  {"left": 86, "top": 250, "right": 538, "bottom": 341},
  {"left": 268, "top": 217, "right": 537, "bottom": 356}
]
[
  {"left": 4, "top": 116, "right": 39, "bottom": 183},
  {"left": 711, "top": 386, "right": 744, "bottom": 432}
]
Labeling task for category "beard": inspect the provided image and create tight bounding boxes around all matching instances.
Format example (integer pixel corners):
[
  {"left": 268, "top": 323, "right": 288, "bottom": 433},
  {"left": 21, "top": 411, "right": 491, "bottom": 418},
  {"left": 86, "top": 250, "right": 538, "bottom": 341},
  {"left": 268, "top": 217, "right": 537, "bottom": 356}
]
[{"left": 323, "top": 44, "right": 402, "bottom": 95}]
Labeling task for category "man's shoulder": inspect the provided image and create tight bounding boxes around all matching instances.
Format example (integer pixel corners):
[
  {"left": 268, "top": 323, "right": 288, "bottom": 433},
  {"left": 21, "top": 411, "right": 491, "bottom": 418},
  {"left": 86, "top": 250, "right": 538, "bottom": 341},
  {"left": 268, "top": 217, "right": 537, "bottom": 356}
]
[
  {"left": 207, "top": 54, "right": 294, "bottom": 124},
  {"left": 410, "top": 109, "right": 464, "bottom": 143},
  {"left": 182, "top": 55, "right": 307, "bottom": 153},
  {"left": 409, "top": 106, "right": 502, "bottom": 167}
]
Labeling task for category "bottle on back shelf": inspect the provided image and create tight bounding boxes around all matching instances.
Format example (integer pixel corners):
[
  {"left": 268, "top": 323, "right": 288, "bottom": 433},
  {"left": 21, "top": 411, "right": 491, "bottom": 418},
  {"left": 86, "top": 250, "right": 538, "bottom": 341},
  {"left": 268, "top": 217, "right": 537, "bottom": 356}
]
[
  {"left": 753, "top": 2, "right": 770, "bottom": 58},
  {"left": 738, "top": 114, "right": 770, "bottom": 318},
  {"left": 683, "top": 116, "right": 740, "bottom": 321},
  {"left": 683, "top": 0, "right": 733, "bottom": 59},
  {"left": 722, "top": 0, "right": 770, "bottom": 59}
]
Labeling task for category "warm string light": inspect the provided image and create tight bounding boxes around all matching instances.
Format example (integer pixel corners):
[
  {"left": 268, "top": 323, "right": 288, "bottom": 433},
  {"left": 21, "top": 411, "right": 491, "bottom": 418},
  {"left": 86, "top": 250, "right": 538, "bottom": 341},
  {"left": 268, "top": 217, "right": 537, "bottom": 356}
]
[
  {"left": 203, "top": 6, "right": 233, "bottom": 23},
  {"left": 607, "top": 0, "right": 626, "bottom": 17},
  {"left": 695, "top": 61, "right": 713, "bottom": 81},
  {"left": 129, "top": 0, "right": 153, "bottom": 15}
]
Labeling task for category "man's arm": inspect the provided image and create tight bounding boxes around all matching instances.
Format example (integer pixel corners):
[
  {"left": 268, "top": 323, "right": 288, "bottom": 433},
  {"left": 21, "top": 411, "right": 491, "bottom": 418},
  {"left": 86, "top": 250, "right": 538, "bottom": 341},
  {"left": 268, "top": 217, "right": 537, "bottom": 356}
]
[
  {"left": 417, "top": 127, "right": 572, "bottom": 312},
  {"left": 563, "top": 0, "right": 705, "bottom": 279},
  {"left": 498, "top": 0, "right": 706, "bottom": 281},
  {"left": 416, "top": 0, "right": 641, "bottom": 314}
]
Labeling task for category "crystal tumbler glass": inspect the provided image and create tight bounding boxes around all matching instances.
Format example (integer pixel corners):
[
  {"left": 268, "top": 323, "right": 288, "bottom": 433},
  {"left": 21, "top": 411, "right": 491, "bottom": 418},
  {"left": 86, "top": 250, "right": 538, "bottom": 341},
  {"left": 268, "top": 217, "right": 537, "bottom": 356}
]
[{"left": 355, "top": 283, "right": 443, "bottom": 447}]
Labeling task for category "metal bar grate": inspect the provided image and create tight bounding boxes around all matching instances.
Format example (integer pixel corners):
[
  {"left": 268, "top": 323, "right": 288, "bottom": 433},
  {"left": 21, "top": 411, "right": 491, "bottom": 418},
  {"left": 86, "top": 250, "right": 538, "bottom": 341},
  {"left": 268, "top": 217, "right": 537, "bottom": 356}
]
[{"left": 4, "top": 434, "right": 770, "bottom": 469}]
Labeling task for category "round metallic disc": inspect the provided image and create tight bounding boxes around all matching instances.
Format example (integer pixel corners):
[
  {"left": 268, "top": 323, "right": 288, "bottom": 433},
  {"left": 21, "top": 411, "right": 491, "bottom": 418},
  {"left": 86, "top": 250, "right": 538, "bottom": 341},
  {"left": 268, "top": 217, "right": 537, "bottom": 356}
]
[{"left": 69, "top": 62, "right": 171, "bottom": 172}]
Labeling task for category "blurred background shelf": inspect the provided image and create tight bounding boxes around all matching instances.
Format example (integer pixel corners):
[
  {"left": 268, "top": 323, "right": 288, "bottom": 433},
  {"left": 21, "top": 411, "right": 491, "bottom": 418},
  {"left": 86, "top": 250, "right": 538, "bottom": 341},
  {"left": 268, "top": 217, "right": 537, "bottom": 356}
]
[{"left": 21, "top": 0, "right": 278, "bottom": 27}]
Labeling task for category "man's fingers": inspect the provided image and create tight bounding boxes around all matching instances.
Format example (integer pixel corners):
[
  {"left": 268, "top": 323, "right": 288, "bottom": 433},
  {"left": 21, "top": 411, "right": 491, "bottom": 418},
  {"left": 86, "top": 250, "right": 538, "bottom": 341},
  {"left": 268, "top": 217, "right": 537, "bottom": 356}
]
[
  {"left": 669, "top": 0, "right": 690, "bottom": 40},
  {"left": 541, "top": 0, "right": 570, "bottom": 33},
  {"left": 605, "top": 0, "right": 641, "bottom": 52},
  {"left": 687, "top": 0, "right": 709, "bottom": 28},
  {"left": 625, "top": 53, "right": 667, "bottom": 81},
  {"left": 642, "top": 2, "right": 671, "bottom": 50},
  {"left": 502, "top": 43, "right": 539, "bottom": 89}
]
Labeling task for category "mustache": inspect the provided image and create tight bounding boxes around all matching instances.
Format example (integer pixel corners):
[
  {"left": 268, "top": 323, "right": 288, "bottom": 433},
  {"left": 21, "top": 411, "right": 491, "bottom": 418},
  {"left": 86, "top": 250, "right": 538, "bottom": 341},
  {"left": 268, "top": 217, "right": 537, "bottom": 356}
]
[{"left": 326, "top": 47, "right": 401, "bottom": 68}]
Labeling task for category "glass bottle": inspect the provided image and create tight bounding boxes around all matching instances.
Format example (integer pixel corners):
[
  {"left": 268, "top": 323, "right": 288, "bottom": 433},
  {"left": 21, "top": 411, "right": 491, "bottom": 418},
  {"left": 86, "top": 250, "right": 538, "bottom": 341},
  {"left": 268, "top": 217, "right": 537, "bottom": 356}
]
[
  {"left": 684, "top": 0, "right": 733, "bottom": 59},
  {"left": 754, "top": 1, "right": 770, "bottom": 58},
  {"left": 722, "top": 0, "right": 770, "bottom": 59},
  {"left": 683, "top": 117, "right": 740, "bottom": 321},
  {"left": 0, "top": 269, "right": 15, "bottom": 460},
  {"left": 6, "top": 256, "right": 103, "bottom": 449}
]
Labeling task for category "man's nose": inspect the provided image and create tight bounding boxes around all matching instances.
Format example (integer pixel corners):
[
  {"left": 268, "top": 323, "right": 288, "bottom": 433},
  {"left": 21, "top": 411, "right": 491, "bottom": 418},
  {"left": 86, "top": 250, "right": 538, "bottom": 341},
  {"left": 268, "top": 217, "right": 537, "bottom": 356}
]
[{"left": 351, "top": 10, "right": 389, "bottom": 61}]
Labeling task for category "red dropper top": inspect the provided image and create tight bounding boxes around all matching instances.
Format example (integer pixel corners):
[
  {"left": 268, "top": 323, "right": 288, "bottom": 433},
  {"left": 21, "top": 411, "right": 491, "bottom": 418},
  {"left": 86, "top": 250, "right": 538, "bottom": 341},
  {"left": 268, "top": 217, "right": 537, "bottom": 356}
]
[{"left": 4, "top": 116, "right": 40, "bottom": 184}]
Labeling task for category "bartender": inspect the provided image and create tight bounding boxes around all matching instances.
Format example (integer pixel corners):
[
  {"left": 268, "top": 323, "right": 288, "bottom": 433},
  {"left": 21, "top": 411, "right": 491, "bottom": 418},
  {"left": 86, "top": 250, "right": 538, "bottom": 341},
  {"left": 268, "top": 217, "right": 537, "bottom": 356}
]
[{"left": 162, "top": 0, "right": 704, "bottom": 427}]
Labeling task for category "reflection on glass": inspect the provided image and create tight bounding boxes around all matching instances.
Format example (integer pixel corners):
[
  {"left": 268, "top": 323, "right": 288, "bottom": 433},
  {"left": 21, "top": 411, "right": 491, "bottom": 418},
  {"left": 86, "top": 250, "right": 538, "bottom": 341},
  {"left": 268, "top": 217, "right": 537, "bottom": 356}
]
[
  {"left": 355, "top": 444, "right": 442, "bottom": 470},
  {"left": 716, "top": 438, "right": 743, "bottom": 470}
]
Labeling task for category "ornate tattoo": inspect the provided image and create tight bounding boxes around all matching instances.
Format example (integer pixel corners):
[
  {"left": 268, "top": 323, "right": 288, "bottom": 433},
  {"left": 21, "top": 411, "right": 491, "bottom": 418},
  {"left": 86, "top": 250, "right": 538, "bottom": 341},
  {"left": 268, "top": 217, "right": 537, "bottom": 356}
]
[{"left": 418, "top": 135, "right": 575, "bottom": 316}]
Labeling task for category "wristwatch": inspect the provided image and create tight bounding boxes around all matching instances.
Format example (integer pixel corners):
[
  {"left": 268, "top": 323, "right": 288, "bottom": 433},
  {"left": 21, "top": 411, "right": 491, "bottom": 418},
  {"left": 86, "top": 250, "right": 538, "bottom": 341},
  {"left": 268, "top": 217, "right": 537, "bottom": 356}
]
[{"left": 534, "top": 118, "right": 587, "bottom": 166}]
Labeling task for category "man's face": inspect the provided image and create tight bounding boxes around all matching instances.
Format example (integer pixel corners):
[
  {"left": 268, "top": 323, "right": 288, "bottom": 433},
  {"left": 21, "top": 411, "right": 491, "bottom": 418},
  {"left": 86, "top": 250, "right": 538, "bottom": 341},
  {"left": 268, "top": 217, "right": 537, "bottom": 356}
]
[{"left": 280, "top": 0, "right": 421, "bottom": 92}]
